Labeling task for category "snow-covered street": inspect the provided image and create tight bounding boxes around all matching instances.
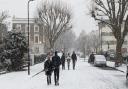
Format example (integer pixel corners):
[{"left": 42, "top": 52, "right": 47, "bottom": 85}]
[{"left": 0, "top": 59, "right": 128, "bottom": 89}]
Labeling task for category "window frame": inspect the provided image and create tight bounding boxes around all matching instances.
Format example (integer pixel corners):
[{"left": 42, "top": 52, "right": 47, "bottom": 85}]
[
  {"left": 34, "top": 34, "right": 39, "bottom": 44},
  {"left": 16, "top": 24, "right": 21, "bottom": 30},
  {"left": 34, "top": 25, "right": 39, "bottom": 32}
]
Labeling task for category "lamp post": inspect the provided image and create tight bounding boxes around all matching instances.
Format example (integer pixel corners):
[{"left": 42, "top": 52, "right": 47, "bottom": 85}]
[
  {"left": 27, "top": 0, "right": 35, "bottom": 75},
  {"left": 101, "top": 25, "right": 102, "bottom": 52}
]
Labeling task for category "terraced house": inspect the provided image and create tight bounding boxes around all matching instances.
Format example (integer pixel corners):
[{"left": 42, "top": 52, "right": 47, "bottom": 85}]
[{"left": 12, "top": 17, "right": 45, "bottom": 65}]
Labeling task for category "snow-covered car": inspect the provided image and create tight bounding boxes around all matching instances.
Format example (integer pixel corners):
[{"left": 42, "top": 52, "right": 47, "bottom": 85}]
[{"left": 94, "top": 55, "right": 107, "bottom": 67}]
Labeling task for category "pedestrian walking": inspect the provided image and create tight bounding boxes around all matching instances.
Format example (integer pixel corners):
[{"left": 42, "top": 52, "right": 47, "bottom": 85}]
[
  {"left": 89, "top": 52, "right": 95, "bottom": 63},
  {"left": 104, "top": 52, "right": 108, "bottom": 58},
  {"left": 52, "top": 51, "right": 61, "bottom": 86},
  {"left": 66, "top": 53, "right": 71, "bottom": 70},
  {"left": 71, "top": 51, "right": 77, "bottom": 70},
  {"left": 61, "top": 53, "right": 65, "bottom": 70},
  {"left": 44, "top": 54, "right": 53, "bottom": 85}
]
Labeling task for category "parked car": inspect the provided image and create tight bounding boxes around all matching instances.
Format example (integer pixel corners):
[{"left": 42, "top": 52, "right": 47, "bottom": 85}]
[
  {"left": 93, "top": 55, "right": 107, "bottom": 67},
  {"left": 88, "top": 54, "right": 95, "bottom": 64}
]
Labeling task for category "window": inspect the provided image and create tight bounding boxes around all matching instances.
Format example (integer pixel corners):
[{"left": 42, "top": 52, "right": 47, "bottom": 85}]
[
  {"left": 34, "top": 47, "right": 39, "bottom": 53},
  {"left": 34, "top": 35, "right": 39, "bottom": 44},
  {"left": 34, "top": 25, "right": 39, "bottom": 32},
  {"left": 25, "top": 25, "right": 30, "bottom": 33},
  {"left": 16, "top": 24, "right": 21, "bottom": 30}
]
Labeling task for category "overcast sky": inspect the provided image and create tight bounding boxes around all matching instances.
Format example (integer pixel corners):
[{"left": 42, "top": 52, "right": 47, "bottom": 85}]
[{"left": 0, "top": 0, "right": 98, "bottom": 36}]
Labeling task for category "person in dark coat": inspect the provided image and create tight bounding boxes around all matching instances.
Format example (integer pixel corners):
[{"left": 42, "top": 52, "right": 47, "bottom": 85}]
[
  {"left": 104, "top": 52, "right": 109, "bottom": 60},
  {"left": 89, "top": 52, "right": 95, "bottom": 63},
  {"left": 52, "top": 51, "right": 61, "bottom": 85},
  {"left": 71, "top": 51, "right": 77, "bottom": 70},
  {"left": 61, "top": 53, "right": 65, "bottom": 70},
  {"left": 66, "top": 53, "right": 71, "bottom": 70},
  {"left": 44, "top": 54, "right": 53, "bottom": 85}
]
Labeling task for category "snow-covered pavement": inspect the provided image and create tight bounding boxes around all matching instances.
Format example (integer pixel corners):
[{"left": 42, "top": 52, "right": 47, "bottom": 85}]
[
  {"left": 107, "top": 61, "right": 127, "bottom": 73},
  {"left": 0, "top": 59, "right": 128, "bottom": 89}
]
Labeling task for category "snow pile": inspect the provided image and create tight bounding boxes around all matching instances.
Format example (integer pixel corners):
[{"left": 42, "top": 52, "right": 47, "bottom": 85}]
[{"left": 107, "top": 61, "right": 127, "bottom": 73}]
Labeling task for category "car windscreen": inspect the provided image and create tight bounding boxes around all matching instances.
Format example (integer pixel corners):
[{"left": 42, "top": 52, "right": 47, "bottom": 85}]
[{"left": 95, "top": 55, "right": 106, "bottom": 61}]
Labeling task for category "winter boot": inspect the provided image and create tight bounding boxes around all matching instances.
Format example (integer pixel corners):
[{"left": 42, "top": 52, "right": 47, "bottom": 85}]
[{"left": 56, "top": 81, "right": 59, "bottom": 86}]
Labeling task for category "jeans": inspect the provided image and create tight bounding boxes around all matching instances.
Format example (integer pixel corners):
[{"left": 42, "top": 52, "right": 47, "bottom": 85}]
[
  {"left": 72, "top": 61, "right": 76, "bottom": 70},
  {"left": 47, "top": 75, "right": 51, "bottom": 85},
  {"left": 54, "top": 68, "right": 60, "bottom": 85}
]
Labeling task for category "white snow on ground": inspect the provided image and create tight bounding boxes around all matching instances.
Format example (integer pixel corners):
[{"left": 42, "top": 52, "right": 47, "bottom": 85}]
[
  {"left": 107, "top": 61, "right": 127, "bottom": 73},
  {"left": 0, "top": 59, "right": 128, "bottom": 89}
]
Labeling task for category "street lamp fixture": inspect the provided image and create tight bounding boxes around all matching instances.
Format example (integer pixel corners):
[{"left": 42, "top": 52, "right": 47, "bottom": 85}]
[{"left": 27, "top": 0, "right": 35, "bottom": 75}]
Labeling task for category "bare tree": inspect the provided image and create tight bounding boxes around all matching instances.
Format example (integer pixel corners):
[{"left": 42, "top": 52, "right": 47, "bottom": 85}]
[
  {"left": 91, "top": 0, "right": 128, "bottom": 65},
  {"left": 54, "top": 30, "right": 76, "bottom": 53},
  {"left": 87, "top": 30, "right": 100, "bottom": 53},
  {"left": 75, "top": 30, "right": 87, "bottom": 56},
  {"left": 76, "top": 30, "right": 100, "bottom": 56},
  {"left": 35, "top": 1, "right": 72, "bottom": 50}
]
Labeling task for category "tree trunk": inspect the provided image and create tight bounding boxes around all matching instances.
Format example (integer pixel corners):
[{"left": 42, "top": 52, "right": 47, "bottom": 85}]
[
  {"left": 49, "top": 41, "right": 54, "bottom": 51},
  {"left": 115, "top": 39, "right": 123, "bottom": 67}
]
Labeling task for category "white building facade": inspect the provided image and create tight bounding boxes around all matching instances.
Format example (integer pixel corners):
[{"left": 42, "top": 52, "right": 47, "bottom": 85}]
[{"left": 100, "top": 24, "right": 128, "bottom": 54}]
